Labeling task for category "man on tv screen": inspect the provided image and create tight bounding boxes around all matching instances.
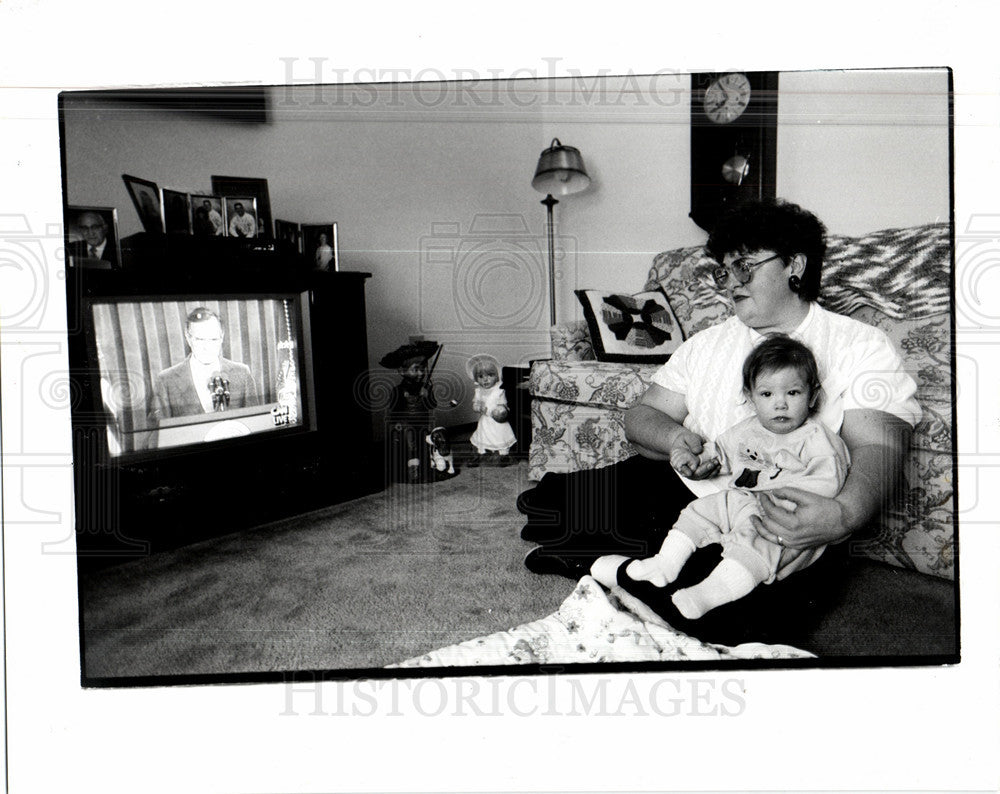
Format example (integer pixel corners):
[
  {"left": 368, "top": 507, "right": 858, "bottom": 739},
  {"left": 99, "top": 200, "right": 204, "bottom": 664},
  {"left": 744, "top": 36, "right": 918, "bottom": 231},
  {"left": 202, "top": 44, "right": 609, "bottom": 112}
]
[{"left": 151, "top": 307, "right": 259, "bottom": 421}]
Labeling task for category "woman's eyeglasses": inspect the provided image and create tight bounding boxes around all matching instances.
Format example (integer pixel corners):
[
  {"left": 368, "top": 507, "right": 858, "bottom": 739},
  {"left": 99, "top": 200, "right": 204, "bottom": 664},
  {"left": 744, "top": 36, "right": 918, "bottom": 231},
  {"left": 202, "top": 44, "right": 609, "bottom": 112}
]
[{"left": 712, "top": 253, "right": 784, "bottom": 289}]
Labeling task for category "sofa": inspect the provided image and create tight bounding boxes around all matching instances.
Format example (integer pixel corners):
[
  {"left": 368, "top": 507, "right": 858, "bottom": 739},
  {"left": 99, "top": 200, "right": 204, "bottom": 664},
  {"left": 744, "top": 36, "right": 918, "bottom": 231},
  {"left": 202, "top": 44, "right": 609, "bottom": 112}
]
[{"left": 527, "top": 223, "right": 955, "bottom": 583}]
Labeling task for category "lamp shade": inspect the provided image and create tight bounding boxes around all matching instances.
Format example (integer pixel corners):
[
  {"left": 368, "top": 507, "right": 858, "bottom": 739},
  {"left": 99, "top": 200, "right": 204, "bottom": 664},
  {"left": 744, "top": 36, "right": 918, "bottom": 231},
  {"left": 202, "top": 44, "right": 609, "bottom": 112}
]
[{"left": 531, "top": 138, "right": 591, "bottom": 196}]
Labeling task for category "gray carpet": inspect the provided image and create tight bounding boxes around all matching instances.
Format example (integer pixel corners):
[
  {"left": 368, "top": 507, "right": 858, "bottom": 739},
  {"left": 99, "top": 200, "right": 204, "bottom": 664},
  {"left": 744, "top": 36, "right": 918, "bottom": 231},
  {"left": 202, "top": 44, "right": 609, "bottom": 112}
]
[
  {"left": 80, "top": 455, "right": 958, "bottom": 681},
  {"left": 80, "top": 459, "right": 571, "bottom": 680},
  {"left": 800, "top": 557, "right": 957, "bottom": 658}
]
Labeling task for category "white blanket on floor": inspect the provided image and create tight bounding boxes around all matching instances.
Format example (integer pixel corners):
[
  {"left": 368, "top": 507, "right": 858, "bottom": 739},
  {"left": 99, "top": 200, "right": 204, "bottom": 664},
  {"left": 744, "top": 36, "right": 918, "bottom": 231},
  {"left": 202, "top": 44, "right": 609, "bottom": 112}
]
[{"left": 391, "top": 576, "right": 813, "bottom": 668}]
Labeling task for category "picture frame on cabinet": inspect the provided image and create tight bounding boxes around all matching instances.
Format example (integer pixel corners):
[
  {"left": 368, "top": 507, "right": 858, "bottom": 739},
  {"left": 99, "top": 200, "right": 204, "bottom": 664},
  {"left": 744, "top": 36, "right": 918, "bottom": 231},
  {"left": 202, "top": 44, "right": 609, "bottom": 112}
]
[
  {"left": 301, "top": 223, "right": 338, "bottom": 271},
  {"left": 274, "top": 219, "right": 301, "bottom": 255},
  {"left": 122, "top": 173, "right": 163, "bottom": 234},
  {"left": 211, "top": 175, "right": 272, "bottom": 239},
  {"left": 223, "top": 197, "right": 259, "bottom": 239},
  {"left": 161, "top": 189, "right": 192, "bottom": 234},
  {"left": 190, "top": 194, "right": 226, "bottom": 237},
  {"left": 64, "top": 205, "right": 120, "bottom": 269}
]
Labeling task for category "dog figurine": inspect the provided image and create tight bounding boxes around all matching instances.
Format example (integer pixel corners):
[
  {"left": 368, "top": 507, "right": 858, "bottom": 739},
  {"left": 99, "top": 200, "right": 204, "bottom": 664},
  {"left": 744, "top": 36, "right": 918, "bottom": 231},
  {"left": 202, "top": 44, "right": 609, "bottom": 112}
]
[{"left": 426, "top": 426, "right": 456, "bottom": 477}]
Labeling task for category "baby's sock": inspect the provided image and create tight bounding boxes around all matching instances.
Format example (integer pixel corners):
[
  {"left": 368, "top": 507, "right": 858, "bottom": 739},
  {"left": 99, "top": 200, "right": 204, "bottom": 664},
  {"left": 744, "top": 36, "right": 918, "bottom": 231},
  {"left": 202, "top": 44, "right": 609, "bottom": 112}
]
[
  {"left": 589, "top": 555, "right": 630, "bottom": 588},
  {"left": 671, "top": 559, "right": 757, "bottom": 620},
  {"left": 625, "top": 531, "right": 696, "bottom": 587}
]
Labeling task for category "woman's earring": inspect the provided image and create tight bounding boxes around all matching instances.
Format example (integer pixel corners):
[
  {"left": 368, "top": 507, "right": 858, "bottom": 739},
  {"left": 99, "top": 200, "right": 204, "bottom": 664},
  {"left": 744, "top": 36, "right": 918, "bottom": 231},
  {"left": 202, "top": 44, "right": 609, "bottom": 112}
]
[{"left": 788, "top": 274, "right": 802, "bottom": 293}]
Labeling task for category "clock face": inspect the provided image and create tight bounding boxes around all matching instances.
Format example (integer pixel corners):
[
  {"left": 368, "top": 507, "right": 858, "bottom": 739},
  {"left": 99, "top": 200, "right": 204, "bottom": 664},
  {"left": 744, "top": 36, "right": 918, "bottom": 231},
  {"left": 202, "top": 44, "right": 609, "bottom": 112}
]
[{"left": 703, "top": 72, "right": 752, "bottom": 124}]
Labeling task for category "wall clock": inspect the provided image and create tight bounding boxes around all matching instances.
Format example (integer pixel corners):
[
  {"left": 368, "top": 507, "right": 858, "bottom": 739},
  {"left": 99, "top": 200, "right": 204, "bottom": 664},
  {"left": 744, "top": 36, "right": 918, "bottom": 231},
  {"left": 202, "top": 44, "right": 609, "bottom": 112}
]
[{"left": 690, "top": 71, "right": 778, "bottom": 232}]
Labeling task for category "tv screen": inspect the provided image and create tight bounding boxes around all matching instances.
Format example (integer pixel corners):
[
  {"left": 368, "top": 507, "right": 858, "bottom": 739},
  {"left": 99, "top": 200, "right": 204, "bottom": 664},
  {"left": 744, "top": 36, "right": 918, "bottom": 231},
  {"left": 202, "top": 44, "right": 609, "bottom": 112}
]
[{"left": 90, "top": 293, "right": 314, "bottom": 458}]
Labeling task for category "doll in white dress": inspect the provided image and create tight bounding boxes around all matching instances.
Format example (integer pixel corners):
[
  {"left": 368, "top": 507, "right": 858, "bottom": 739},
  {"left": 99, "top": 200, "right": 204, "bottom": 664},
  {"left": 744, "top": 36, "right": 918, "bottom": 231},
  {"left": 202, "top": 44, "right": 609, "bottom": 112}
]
[{"left": 466, "top": 354, "right": 516, "bottom": 465}]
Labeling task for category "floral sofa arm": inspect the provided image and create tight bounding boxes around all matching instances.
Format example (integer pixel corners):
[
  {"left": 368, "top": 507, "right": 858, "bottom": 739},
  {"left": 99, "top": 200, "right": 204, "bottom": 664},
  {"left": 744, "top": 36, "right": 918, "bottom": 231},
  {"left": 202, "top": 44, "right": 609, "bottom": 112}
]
[{"left": 550, "top": 321, "right": 596, "bottom": 362}]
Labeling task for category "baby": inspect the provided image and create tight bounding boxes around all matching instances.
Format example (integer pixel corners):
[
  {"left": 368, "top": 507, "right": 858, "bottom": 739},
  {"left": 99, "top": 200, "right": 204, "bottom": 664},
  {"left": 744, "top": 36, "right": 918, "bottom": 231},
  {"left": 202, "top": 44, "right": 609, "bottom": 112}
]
[{"left": 592, "top": 335, "right": 850, "bottom": 620}]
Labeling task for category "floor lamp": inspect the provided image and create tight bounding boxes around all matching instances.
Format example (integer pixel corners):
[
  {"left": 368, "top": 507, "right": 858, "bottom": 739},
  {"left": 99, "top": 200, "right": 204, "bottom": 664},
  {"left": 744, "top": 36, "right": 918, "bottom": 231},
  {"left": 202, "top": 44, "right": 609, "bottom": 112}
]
[{"left": 531, "top": 138, "right": 591, "bottom": 327}]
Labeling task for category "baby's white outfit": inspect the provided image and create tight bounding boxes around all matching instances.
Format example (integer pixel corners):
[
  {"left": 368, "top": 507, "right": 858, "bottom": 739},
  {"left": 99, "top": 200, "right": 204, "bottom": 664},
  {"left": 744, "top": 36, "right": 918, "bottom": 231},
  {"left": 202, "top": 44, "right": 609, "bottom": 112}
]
[{"left": 673, "top": 414, "right": 850, "bottom": 584}]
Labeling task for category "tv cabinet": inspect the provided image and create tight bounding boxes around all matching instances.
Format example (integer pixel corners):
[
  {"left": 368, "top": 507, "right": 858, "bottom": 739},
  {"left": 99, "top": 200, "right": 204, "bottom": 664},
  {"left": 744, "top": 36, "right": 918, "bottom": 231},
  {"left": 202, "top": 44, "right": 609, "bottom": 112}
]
[{"left": 68, "top": 235, "right": 376, "bottom": 566}]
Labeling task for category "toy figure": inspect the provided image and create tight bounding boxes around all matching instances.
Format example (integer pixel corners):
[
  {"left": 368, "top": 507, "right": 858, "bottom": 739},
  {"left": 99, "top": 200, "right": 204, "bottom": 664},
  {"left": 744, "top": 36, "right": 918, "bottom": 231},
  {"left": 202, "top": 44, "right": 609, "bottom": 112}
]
[
  {"left": 379, "top": 340, "right": 440, "bottom": 483},
  {"left": 466, "top": 354, "right": 516, "bottom": 466},
  {"left": 426, "top": 427, "right": 456, "bottom": 478}
]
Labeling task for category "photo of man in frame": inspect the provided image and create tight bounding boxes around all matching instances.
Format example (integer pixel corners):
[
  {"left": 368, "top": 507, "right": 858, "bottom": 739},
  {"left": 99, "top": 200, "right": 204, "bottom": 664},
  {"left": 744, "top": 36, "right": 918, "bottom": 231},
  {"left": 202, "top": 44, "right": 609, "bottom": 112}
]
[
  {"left": 191, "top": 194, "right": 225, "bottom": 237},
  {"left": 65, "top": 205, "right": 120, "bottom": 267},
  {"left": 224, "top": 197, "right": 258, "bottom": 239}
]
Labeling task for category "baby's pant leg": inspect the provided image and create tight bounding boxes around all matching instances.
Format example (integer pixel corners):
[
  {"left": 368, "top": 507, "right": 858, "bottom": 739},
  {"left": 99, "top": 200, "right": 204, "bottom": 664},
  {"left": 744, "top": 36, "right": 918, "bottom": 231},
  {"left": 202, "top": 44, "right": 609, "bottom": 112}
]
[
  {"left": 670, "top": 493, "right": 730, "bottom": 548},
  {"left": 721, "top": 491, "right": 826, "bottom": 584},
  {"left": 718, "top": 491, "right": 777, "bottom": 585}
]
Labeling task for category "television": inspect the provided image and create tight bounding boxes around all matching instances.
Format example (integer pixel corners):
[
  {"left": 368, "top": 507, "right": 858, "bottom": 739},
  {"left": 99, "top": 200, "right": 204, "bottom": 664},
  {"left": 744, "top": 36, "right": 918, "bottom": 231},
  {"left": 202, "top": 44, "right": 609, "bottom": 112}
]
[
  {"left": 86, "top": 293, "right": 316, "bottom": 460},
  {"left": 66, "top": 246, "right": 374, "bottom": 562}
]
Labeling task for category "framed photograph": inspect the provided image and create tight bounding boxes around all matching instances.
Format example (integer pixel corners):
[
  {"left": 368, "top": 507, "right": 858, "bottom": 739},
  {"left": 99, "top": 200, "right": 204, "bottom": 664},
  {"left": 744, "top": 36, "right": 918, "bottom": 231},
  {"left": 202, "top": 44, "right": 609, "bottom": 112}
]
[
  {"left": 211, "top": 175, "right": 272, "bottom": 239},
  {"left": 274, "top": 219, "right": 300, "bottom": 254},
  {"left": 223, "top": 196, "right": 259, "bottom": 239},
  {"left": 189, "top": 194, "right": 226, "bottom": 237},
  {"left": 64, "top": 205, "right": 120, "bottom": 268},
  {"left": 301, "top": 222, "right": 339, "bottom": 271},
  {"left": 121, "top": 173, "right": 163, "bottom": 233},
  {"left": 161, "top": 188, "right": 191, "bottom": 234}
]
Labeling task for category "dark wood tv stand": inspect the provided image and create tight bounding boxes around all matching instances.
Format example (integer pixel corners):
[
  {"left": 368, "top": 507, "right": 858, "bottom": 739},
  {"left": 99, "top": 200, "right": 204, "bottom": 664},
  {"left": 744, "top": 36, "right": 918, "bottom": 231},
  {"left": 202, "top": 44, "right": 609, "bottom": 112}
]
[{"left": 69, "top": 234, "right": 377, "bottom": 567}]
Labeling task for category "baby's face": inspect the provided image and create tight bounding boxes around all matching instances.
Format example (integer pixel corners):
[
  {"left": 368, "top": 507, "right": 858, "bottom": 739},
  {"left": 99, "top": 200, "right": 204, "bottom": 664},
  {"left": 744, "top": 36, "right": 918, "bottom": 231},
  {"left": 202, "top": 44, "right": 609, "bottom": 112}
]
[
  {"left": 475, "top": 370, "right": 498, "bottom": 388},
  {"left": 747, "top": 366, "right": 814, "bottom": 434}
]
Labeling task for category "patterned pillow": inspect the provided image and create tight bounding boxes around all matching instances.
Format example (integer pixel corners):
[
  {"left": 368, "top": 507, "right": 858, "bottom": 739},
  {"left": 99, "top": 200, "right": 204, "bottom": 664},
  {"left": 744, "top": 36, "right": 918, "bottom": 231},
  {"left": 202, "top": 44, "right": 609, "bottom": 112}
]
[
  {"left": 644, "top": 245, "right": 733, "bottom": 338},
  {"left": 575, "top": 288, "right": 684, "bottom": 363}
]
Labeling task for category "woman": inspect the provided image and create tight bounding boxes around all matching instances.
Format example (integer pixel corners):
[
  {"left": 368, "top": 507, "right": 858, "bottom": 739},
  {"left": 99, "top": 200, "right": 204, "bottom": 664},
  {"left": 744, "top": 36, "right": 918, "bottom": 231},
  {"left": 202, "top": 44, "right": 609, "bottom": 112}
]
[
  {"left": 518, "top": 199, "right": 920, "bottom": 646},
  {"left": 315, "top": 233, "right": 334, "bottom": 269}
]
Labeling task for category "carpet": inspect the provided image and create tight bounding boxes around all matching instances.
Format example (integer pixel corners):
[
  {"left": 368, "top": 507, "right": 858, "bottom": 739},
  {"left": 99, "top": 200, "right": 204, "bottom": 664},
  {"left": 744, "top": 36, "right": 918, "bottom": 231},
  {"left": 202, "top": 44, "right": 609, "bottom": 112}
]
[
  {"left": 79, "top": 459, "right": 571, "bottom": 681},
  {"left": 79, "top": 456, "right": 958, "bottom": 683}
]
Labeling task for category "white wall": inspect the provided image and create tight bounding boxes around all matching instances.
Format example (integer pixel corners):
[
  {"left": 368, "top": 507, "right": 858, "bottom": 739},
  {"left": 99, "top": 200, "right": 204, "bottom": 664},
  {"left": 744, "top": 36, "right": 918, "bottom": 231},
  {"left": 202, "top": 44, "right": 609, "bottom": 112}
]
[
  {"left": 777, "top": 68, "right": 951, "bottom": 232},
  {"left": 61, "top": 68, "right": 950, "bottom": 434},
  {"left": 62, "top": 74, "right": 696, "bottom": 431}
]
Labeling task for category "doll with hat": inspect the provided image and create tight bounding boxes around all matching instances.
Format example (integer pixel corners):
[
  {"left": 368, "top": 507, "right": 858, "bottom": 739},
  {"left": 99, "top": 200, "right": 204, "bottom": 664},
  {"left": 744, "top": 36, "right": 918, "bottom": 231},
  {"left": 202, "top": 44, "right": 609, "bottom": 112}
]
[
  {"left": 379, "top": 340, "right": 441, "bottom": 483},
  {"left": 466, "top": 353, "right": 516, "bottom": 466}
]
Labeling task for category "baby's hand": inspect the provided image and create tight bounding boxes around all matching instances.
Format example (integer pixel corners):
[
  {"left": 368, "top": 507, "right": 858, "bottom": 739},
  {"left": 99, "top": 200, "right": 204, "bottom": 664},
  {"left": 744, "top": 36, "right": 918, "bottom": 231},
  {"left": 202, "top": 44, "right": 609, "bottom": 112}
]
[
  {"left": 669, "top": 429, "right": 720, "bottom": 480},
  {"left": 669, "top": 447, "right": 700, "bottom": 473},
  {"left": 472, "top": 399, "right": 485, "bottom": 413}
]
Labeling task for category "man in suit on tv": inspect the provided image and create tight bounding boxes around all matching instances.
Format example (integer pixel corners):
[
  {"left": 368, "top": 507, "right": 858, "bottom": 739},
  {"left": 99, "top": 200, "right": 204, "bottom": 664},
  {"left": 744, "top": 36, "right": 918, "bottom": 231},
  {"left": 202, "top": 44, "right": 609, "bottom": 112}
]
[
  {"left": 68, "top": 210, "right": 118, "bottom": 266},
  {"left": 151, "top": 307, "right": 259, "bottom": 421}
]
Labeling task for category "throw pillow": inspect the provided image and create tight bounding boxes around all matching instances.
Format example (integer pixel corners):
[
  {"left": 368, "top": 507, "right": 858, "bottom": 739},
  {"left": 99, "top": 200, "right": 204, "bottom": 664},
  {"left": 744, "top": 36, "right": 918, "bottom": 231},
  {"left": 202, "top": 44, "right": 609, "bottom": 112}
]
[{"left": 575, "top": 288, "right": 684, "bottom": 363}]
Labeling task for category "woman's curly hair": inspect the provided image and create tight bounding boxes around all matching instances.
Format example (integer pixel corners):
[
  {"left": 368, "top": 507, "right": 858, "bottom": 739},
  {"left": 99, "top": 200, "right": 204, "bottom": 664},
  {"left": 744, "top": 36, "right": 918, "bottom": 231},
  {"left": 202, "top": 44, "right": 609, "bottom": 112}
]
[{"left": 705, "top": 199, "right": 828, "bottom": 301}]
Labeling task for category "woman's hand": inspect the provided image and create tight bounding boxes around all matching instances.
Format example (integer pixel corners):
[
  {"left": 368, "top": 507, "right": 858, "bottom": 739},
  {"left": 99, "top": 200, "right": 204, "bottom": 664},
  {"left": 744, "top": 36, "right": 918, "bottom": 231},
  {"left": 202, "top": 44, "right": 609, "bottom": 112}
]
[
  {"left": 669, "top": 429, "right": 720, "bottom": 480},
  {"left": 751, "top": 488, "right": 851, "bottom": 549},
  {"left": 753, "top": 410, "right": 913, "bottom": 551}
]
